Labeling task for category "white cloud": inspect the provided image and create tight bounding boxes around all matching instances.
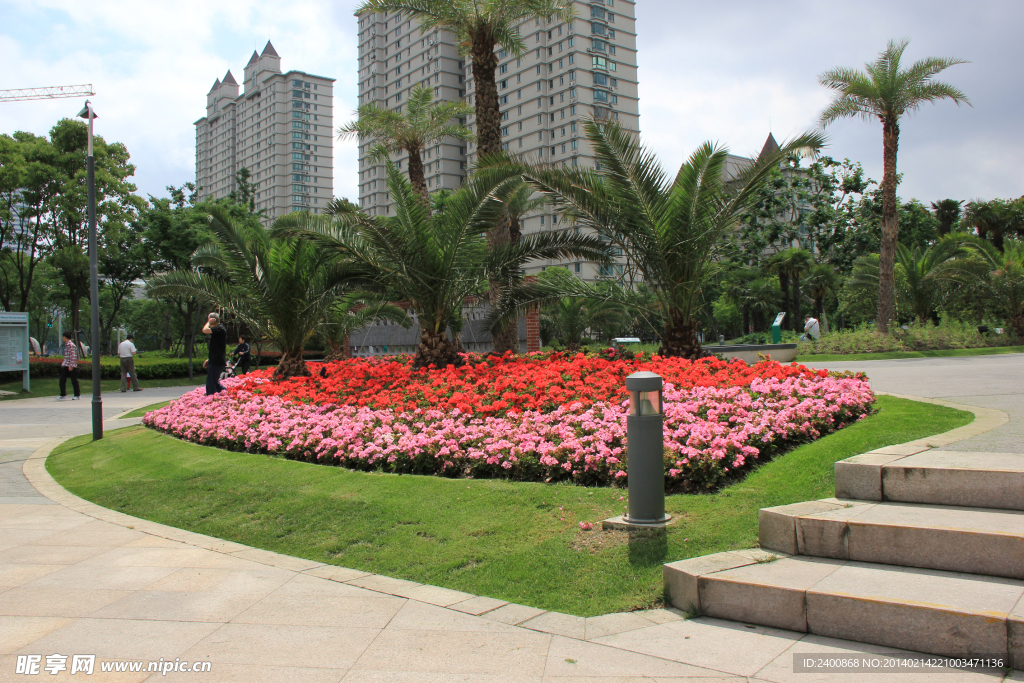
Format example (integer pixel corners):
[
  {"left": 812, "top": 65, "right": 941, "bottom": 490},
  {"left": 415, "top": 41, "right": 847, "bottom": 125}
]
[{"left": 2, "top": 0, "right": 1020, "bottom": 207}]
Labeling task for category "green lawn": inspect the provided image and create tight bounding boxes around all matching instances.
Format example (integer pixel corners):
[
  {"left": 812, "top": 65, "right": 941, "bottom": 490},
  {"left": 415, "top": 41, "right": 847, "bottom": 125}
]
[
  {"left": 47, "top": 395, "right": 971, "bottom": 616},
  {"left": 796, "top": 345, "right": 1024, "bottom": 362},
  {"left": 0, "top": 376, "right": 203, "bottom": 402},
  {"left": 119, "top": 401, "right": 172, "bottom": 419}
]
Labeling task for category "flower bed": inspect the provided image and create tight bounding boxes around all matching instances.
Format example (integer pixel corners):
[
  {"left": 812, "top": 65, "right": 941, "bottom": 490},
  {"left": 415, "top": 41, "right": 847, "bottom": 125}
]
[{"left": 143, "top": 352, "right": 873, "bottom": 491}]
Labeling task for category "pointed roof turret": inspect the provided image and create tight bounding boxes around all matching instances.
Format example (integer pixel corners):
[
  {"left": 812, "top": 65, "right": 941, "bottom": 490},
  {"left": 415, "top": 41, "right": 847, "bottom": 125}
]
[
  {"left": 208, "top": 77, "right": 221, "bottom": 94},
  {"left": 222, "top": 70, "right": 238, "bottom": 86},
  {"left": 758, "top": 132, "right": 780, "bottom": 160},
  {"left": 261, "top": 40, "right": 280, "bottom": 58},
  {"left": 246, "top": 50, "right": 260, "bottom": 66}
]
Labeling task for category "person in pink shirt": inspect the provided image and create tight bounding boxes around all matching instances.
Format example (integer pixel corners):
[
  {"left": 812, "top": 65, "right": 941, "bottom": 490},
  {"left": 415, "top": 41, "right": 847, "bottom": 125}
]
[{"left": 58, "top": 331, "right": 81, "bottom": 400}]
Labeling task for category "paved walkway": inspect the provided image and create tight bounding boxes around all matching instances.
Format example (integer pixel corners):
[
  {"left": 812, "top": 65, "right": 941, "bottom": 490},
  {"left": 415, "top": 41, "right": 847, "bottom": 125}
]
[{"left": 1, "top": 364, "right": 1022, "bottom": 682}]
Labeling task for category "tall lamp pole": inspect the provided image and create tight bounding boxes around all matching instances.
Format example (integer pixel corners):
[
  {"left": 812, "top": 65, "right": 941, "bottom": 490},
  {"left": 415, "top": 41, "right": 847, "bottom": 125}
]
[{"left": 78, "top": 100, "right": 102, "bottom": 441}]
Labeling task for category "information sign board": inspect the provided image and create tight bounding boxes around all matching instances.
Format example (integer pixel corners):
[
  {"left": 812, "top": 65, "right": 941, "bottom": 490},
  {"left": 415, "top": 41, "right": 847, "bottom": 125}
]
[{"left": 0, "top": 311, "right": 30, "bottom": 391}]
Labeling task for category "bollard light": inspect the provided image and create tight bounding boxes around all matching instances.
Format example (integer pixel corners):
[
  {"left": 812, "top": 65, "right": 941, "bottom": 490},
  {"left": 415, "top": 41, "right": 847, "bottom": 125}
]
[{"left": 620, "top": 371, "right": 671, "bottom": 527}]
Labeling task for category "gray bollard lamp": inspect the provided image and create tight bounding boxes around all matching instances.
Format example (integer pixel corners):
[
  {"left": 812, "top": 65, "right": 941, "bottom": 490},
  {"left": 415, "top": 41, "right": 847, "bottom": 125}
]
[{"left": 620, "top": 371, "right": 671, "bottom": 527}]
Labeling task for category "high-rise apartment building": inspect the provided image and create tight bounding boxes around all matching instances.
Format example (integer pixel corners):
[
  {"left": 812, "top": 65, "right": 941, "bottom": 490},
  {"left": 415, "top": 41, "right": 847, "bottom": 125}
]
[
  {"left": 195, "top": 42, "right": 335, "bottom": 223},
  {"left": 354, "top": 0, "right": 639, "bottom": 281}
]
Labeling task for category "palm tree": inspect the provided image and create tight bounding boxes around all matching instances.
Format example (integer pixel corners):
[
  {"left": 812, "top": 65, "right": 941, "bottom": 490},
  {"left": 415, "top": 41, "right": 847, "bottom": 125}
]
[
  {"left": 962, "top": 199, "right": 1024, "bottom": 251},
  {"left": 478, "top": 120, "right": 824, "bottom": 358},
  {"left": 931, "top": 199, "right": 962, "bottom": 237},
  {"left": 324, "top": 197, "right": 360, "bottom": 216},
  {"left": 338, "top": 84, "right": 473, "bottom": 207},
  {"left": 356, "top": 0, "right": 574, "bottom": 160},
  {"left": 721, "top": 266, "right": 761, "bottom": 336},
  {"left": 938, "top": 236, "right": 1024, "bottom": 338},
  {"left": 846, "top": 235, "right": 966, "bottom": 325},
  {"left": 148, "top": 207, "right": 354, "bottom": 378},
  {"left": 818, "top": 38, "right": 970, "bottom": 333},
  {"left": 274, "top": 162, "right": 609, "bottom": 368},
  {"left": 320, "top": 295, "right": 410, "bottom": 361},
  {"left": 742, "top": 279, "right": 780, "bottom": 333},
  {"left": 803, "top": 263, "right": 839, "bottom": 333}
]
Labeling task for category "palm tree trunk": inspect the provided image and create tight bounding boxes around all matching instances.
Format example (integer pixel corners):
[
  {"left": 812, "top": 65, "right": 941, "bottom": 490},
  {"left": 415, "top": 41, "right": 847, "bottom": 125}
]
[
  {"left": 415, "top": 327, "right": 459, "bottom": 369},
  {"left": 324, "top": 339, "right": 344, "bottom": 362},
  {"left": 473, "top": 34, "right": 514, "bottom": 353},
  {"left": 471, "top": 33, "right": 501, "bottom": 157},
  {"left": 877, "top": 117, "right": 900, "bottom": 334},
  {"left": 659, "top": 311, "right": 702, "bottom": 359},
  {"left": 821, "top": 307, "right": 830, "bottom": 335},
  {"left": 792, "top": 273, "right": 802, "bottom": 329},
  {"left": 275, "top": 351, "right": 310, "bottom": 379},
  {"left": 777, "top": 272, "right": 791, "bottom": 330},
  {"left": 406, "top": 147, "right": 430, "bottom": 209}
]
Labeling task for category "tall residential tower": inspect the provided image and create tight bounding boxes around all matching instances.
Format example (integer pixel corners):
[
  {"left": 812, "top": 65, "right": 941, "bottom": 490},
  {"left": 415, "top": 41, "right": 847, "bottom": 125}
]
[
  {"left": 195, "top": 41, "right": 336, "bottom": 223},
  {"left": 354, "top": 0, "right": 639, "bottom": 280}
]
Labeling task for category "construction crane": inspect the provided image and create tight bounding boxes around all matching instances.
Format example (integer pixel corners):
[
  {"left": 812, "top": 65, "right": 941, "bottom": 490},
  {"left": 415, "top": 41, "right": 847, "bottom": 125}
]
[{"left": 0, "top": 84, "right": 95, "bottom": 103}]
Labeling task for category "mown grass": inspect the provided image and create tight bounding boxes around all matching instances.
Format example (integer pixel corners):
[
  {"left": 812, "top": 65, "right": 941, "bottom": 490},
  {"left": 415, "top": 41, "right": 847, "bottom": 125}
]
[
  {"left": 118, "top": 401, "right": 172, "bottom": 419},
  {"left": 0, "top": 376, "right": 204, "bottom": 402},
  {"left": 796, "top": 345, "right": 1024, "bottom": 362},
  {"left": 47, "top": 395, "right": 971, "bottom": 616}
]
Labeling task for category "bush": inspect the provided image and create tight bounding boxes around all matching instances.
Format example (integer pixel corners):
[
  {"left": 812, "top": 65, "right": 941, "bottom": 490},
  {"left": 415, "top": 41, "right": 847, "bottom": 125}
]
[
  {"left": 0, "top": 350, "right": 318, "bottom": 383},
  {"left": 798, "top": 320, "right": 1018, "bottom": 356}
]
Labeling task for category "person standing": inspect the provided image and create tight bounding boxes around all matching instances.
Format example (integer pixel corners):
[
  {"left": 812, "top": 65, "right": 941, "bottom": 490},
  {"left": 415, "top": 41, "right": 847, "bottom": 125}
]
[
  {"left": 58, "top": 331, "right": 81, "bottom": 401},
  {"left": 233, "top": 334, "right": 251, "bottom": 375},
  {"left": 201, "top": 312, "right": 227, "bottom": 395},
  {"left": 118, "top": 333, "right": 142, "bottom": 392},
  {"left": 803, "top": 315, "right": 821, "bottom": 342}
]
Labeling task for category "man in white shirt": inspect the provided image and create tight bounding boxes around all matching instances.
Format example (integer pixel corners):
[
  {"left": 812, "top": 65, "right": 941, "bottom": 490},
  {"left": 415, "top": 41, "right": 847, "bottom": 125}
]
[
  {"left": 803, "top": 315, "right": 821, "bottom": 342},
  {"left": 118, "top": 333, "right": 142, "bottom": 392}
]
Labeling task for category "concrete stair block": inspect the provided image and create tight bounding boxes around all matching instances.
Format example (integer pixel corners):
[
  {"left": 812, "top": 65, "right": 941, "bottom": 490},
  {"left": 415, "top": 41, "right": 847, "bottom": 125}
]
[
  {"left": 1011, "top": 594, "right": 1024, "bottom": 671},
  {"left": 760, "top": 499, "right": 1024, "bottom": 579},
  {"left": 698, "top": 556, "right": 843, "bottom": 632},
  {"left": 663, "top": 549, "right": 778, "bottom": 615},
  {"left": 806, "top": 561, "right": 1023, "bottom": 658},
  {"left": 665, "top": 554, "right": 1024, "bottom": 661},
  {"left": 835, "top": 450, "right": 1024, "bottom": 510},
  {"left": 881, "top": 451, "right": 1024, "bottom": 510}
]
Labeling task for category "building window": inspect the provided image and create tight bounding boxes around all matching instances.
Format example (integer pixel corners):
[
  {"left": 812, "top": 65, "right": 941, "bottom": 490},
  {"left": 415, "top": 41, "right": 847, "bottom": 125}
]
[
  {"left": 591, "top": 23, "right": 606, "bottom": 36},
  {"left": 591, "top": 6, "right": 606, "bottom": 19},
  {"left": 571, "top": 139, "right": 577, "bottom": 150}
]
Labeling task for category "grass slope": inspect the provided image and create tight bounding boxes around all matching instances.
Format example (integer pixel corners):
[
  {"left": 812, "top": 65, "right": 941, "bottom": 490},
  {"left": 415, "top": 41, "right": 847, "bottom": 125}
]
[
  {"left": 48, "top": 395, "right": 971, "bottom": 616},
  {"left": 118, "top": 401, "right": 173, "bottom": 419},
  {"left": 796, "top": 345, "right": 1024, "bottom": 362}
]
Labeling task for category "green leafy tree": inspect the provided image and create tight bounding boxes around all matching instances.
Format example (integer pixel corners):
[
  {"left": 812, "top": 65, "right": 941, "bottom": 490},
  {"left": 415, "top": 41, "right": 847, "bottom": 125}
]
[
  {"left": 274, "top": 162, "right": 608, "bottom": 368},
  {"left": 97, "top": 219, "right": 154, "bottom": 353},
  {"left": 536, "top": 267, "right": 627, "bottom": 350},
  {"left": 338, "top": 85, "right": 473, "bottom": 207},
  {"left": 0, "top": 132, "right": 60, "bottom": 313},
  {"left": 482, "top": 121, "right": 824, "bottom": 357},
  {"left": 45, "top": 118, "right": 144, "bottom": 343},
  {"left": 765, "top": 247, "right": 814, "bottom": 331},
  {"left": 818, "top": 38, "right": 970, "bottom": 333},
  {"left": 140, "top": 183, "right": 214, "bottom": 355},
  {"left": 149, "top": 206, "right": 353, "bottom": 378}
]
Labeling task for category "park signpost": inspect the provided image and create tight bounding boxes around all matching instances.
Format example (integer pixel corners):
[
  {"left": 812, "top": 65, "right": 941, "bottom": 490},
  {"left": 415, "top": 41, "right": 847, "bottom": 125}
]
[{"left": 0, "top": 312, "right": 31, "bottom": 392}]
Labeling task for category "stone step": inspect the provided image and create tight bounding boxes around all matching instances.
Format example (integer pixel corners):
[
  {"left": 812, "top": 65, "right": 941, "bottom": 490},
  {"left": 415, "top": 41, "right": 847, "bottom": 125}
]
[
  {"left": 835, "top": 449, "right": 1024, "bottom": 510},
  {"left": 664, "top": 551, "right": 1024, "bottom": 665},
  {"left": 759, "top": 498, "right": 1024, "bottom": 579}
]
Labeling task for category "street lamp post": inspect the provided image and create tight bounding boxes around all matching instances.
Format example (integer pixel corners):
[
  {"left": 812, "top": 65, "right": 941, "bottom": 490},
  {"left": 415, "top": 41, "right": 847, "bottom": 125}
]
[
  {"left": 603, "top": 371, "right": 672, "bottom": 530},
  {"left": 78, "top": 100, "right": 102, "bottom": 441}
]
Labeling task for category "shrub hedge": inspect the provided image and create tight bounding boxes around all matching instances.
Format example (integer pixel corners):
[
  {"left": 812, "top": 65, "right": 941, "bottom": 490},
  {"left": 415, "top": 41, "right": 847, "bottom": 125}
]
[
  {"left": 0, "top": 350, "right": 324, "bottom": 383},
  {"left": 797, "top": 320, "right": 1018, "bottom": 356}
]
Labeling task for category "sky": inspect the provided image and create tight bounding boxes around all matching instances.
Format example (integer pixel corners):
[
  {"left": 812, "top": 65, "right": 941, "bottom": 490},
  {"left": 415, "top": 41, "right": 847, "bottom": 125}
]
[{"left": 1, "top": 0, "right": 1021, "bottom": 207}]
